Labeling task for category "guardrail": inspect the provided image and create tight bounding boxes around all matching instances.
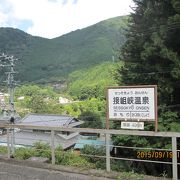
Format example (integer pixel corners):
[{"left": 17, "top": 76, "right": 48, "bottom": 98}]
[{"left": 0, "top": 124, "right": 180, "bottom": 180}]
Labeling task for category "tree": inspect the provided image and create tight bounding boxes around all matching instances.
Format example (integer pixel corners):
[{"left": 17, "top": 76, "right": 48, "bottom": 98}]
[
  {"left": 79, "top": 111, "right": 103, "bottom": 129},
  {"left": 114, "top": 0, "right": 180, "bottom": 177},
  {"left": 27, "top": 94, "right": 47, "bottom": 113},
  {"left": 117, "top": 0, "right": 180, "bottom": 130}
]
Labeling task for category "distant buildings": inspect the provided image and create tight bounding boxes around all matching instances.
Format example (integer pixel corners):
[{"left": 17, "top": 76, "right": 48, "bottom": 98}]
[
  {"left": 58, "top": 96, "right": 72, "bottom": 104},
  {"left": 52, "top": 83, "right": 67, "bottom": 91},
  {"left": 0, "top": 92, "right": 5, "bottom": 103},
  {"left": 0, "top": 92, "right": 6, "bottom": 110},
  {"left": 74, "top": 138, "right": 113, "bottom": 154},
  {"left": 17, "top": 96, "right": 25, "bottom": 100},
  {"left": 0, "top": 113, "right": 83, "bottom": 150}
]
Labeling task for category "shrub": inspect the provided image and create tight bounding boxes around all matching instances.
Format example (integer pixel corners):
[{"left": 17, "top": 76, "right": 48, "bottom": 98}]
[
  {"left": 14, "top": 147, "right": 36, "bottom": 160},
  {"left": 33, "top": 142, "right": 51, "bottom": 159},
  {"left": 81, "top": 145, "right": 106, "bottom": 169},
  {"left": 0, "top": 146, "right": 7, "bottom": 154},
  {"left": 55, "top": 149, "right": 94, "bottom": 169}
]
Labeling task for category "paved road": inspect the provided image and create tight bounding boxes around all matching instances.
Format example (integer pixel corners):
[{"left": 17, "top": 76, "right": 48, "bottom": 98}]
[{"left": 0, "top": 161, "right": 113, "bottom": 180}]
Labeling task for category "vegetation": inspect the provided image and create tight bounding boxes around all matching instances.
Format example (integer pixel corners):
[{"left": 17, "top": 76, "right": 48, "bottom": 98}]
[
  {"left": 81, "top": 145, "right": 106, "bottom": 169},
  {"left": 0, "top": 1, "right": 179, "bottom": 178},
  {"left": 13, "top": 61, "right": 116, "bottom": 128},
  {"left": 79, "top": 111, "right": 103, "bottom": 129},
  {"left": 14, "top": 85, "right": 63, "bottom": 116},
  {"left": 115, "top": 172, "right": 143, "bottom": 180},
  {"left": 0, "top": 146, "right": 7, "bottom": 154},
  {"left": 14, "top": 84, "right": 106, "bottom": 128},
  {"left": 67, "top": 62, "right": 120, "bottom": 100},
  {"left": 0, "top": 16, "right": 128, "bottom": 83},
  {"left": 117, "top": 0, "right": 180, "bottom": 130},
  {"left": 13, "top": 142, "right": 93, "bottom": 169},
  {"left": 81, "top": 145, "right": 132, "bottom": 172},
  {"left": 114, "top": 0, "right": 180, "bottom": 177}
]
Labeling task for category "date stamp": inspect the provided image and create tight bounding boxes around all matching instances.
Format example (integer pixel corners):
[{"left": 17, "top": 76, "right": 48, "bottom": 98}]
[{"left": 136, "top": 151, "right": 180, "bottom": 159}]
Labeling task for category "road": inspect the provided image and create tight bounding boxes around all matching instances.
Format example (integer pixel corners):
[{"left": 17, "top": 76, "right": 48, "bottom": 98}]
[{"left": 0, "top": 161, "right": 113, "bottom": 180}]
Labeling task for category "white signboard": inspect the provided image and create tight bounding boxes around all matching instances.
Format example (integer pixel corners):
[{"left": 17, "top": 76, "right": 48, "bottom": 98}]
[
  {"left": 107, "top": 86, "right": 157, "bottom": 121},
  {"left": 121, "top": 121, "right": 144, "bottom": 130}
]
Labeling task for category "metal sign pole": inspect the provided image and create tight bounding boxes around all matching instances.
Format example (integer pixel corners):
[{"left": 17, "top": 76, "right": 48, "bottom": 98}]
[
  {"left": 172, "top": 136, "right": 178, "bottom": 180},
  {"left": 106, "top": 88, "right": 110, "bottom": 129}
]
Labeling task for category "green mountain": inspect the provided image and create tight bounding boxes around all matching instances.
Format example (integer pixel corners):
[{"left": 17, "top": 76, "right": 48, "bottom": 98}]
[
  {"left": 67, "top": 61, "right": 122, "bottom": 100},
  {"left": 0, "top": 16, "right": 128, "bottom": 83}
]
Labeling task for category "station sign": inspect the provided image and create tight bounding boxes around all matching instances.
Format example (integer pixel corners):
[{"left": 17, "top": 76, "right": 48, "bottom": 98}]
[{"left": 107, "top": 85, "right": 157, "bottom": 122}]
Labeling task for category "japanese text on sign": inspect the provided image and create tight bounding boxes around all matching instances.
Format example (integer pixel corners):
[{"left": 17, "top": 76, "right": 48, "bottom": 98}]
[{"left": 108, "top": 86, "right": 156, "bottom": 121}]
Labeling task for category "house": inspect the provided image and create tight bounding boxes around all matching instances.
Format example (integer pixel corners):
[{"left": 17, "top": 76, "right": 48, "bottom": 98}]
[
  {"left": 0, "top": 113, "right": 83, "bottom": 150},
  {"left": 17, "top": 96, "right": 25, "bottom": 100},
  {"left": 0, "top": 92, "right": 5, "bottom": 103},
  {"left": 74, "top": 138, "right": 113, "bottom": 154},
  {"left": 74, "top": 139, "right": 106, "bottom": 149},
  {"left": 0, "top": 92, "right": 6, "bottom": 110},
  {"left": 19, "top": 113, "right": 82, "bottom": 127},
  {"left": 58, "top": 97, "right": 72, "bottom": 104},
  {"left": 0, "top": 113, "right": 20, "bottom": 125}
]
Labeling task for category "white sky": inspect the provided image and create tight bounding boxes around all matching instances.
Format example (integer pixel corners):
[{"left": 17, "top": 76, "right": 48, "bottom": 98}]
[{"left": 0, "top": 0, "right": 134, "bottom": 39}]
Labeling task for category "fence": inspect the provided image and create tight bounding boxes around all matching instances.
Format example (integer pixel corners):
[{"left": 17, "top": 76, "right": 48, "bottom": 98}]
[{"left": 0, "top": 124, "right": 180, "bottom": 180}]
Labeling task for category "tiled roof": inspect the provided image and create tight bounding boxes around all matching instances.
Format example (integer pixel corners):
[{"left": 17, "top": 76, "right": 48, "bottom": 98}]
[
  {"left": 19, "top": 113, "right": 81, "bottom": 127},
  {"left": 74, "top": 139, "right": 113, "bottom": 151},
  {"left": 74, "top": 139, "right": 106, "bottom": 149}
]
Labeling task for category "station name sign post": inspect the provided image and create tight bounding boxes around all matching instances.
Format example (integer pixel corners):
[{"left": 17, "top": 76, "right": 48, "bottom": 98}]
[{"left": 106, "top": 85, "right": 158, "bottom": 131}]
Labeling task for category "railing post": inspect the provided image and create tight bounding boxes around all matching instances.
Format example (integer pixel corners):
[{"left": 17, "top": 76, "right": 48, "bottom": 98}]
[
  {"left": 7, "top": 128, "right": 11, "bottom": 158},
  {"left": 10, "top": 128, "right": 15, "bottom": 155},
  {"left": 172, "top": 136, "right": 178, "bottom": 180},
  {"left": 12, "top": 128, "right": 15, "bottom": 154},
  {"left": 105, "top": 133, "right": 110, "bottom": 172},
  {"left": 51, "top": 130, "right": 55, "bottom": 165}
]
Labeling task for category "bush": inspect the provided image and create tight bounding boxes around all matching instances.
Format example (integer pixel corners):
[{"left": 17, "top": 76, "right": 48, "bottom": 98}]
[
  {"left": 81, "top": 145, "right": 106, "bottom": 169},
  {"left": 55, "top": 149, "right": 94, "bottom": 169},
  {"left": 13, "top": 142, "right": 94, "bottom": 169},
  {"left": 14, "top": 142, "right": 51, "bottom": 160},
  {"left": 14, "top": 147, "right": 36, "bottom": 160},
  {"left": 33, "top": 142, "right": 51, "bottom": 159},
  {"left": 0, "top": 146, "right": 7, "bottom": 154}
]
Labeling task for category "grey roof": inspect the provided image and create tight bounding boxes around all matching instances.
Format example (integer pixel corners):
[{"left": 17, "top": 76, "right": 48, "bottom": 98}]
[
  {"left": 18, "top": 113, "right": 83, "bottom": 127},
  {"left": 0, "top": 115, "right": 20, "bottom": 125},
  {"left": 0, "top": 130, "right": 80, "bottom": 149}
]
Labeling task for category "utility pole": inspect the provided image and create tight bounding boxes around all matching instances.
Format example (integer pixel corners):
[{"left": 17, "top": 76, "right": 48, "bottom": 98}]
[
  {"left": 0, "top": 53, "right": 18, "bottom": 118},
  {"left": 0, "top": 53, "right": 19, "bottom": 154}
]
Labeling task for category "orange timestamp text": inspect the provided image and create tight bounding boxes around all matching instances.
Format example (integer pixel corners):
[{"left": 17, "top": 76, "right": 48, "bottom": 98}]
[{"left": 136, "top": 151, "right": 180, "bottom": 159}]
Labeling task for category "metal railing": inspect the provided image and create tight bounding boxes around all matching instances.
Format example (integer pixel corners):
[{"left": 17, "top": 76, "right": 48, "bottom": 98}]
[{"left": 0, "top": 124, "right": 180, "bottom": 180}]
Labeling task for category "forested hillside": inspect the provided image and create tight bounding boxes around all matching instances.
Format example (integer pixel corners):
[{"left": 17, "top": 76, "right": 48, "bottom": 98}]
[
  {"left": 114, "top": 0, "right": 180, "bottom": 177},
  {"left": 0, "top": 16, "right": 128, "bottom": 83},
  {"left": 117, "top": 0, "right": 180, "bottom": 131},
  {"left": 67, "top": 62, "right": 121, "bottom": 100},
  {"left": 14, "top": 62, "right": 118, "bottom": 121}
]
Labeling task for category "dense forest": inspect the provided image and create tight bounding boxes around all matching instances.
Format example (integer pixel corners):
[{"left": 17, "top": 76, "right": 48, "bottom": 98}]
[
  {"left": 113, "top": 0, "right": 180, "bottom": 177},
  {"left": 0, "top": 16, "right": 128, "bottom": 83},
  {"left": 117, "top": 0, "right": 180, "bottom": 131}
]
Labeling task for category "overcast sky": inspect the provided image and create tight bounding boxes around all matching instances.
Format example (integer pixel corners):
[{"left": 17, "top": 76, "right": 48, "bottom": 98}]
[{"left": 0, "top": 0, "right": 134, "bottom": 39}]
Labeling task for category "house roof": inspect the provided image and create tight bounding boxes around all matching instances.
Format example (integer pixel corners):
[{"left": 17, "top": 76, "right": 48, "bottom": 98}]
[
  {"left": 74, "top": 139, "right": 112, "bottom": 149},
  {"left": 0, "top": 115, "right": 20, "bottom": 124},
  {"left": 19, "top": 113, "right": 83, "bottom": 127},
  {"left": 0, "top": 131, "right": 80, "bottom": 149},
  {"left": 74, "top": 139, "right": 113, "bottom": 151},
  {"left": 0, "top": 116, "right": 9, "bottom": 124}
]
